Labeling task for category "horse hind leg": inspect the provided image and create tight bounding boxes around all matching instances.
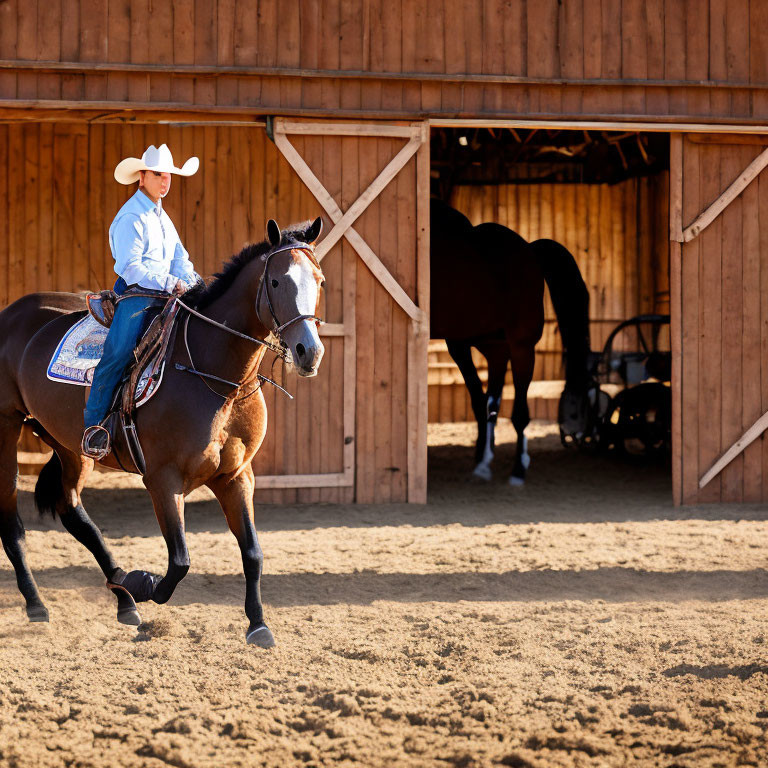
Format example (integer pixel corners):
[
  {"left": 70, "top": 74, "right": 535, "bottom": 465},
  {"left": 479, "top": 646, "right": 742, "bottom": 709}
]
[
  {"left": 446, "top": 340, "right": 490, "bottom": 478},
  {"left": 0, "top": 414, "right": 48, "bottom": 621},
  {"left": 34, "top": 438, "right": 141, "bottom": 625},
  {"left": 508, "top": 344, "right": 535, "bottom": 487}
]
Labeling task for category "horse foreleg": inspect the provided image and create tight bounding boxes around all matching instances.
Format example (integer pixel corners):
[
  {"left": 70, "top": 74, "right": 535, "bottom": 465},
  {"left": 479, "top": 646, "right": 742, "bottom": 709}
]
[
  {"left": 139, "top": 473, "right": 189, "bottom": 605},
  {"left": 475, "top": 342, "right": 510, "bottom": 482},
  {"left": 0, "top": 414, "right": 48, "bottom": 621},
  {"left": 508, "top": 344, "right": 535, "bottom": 486},
  {"left": 446, "top": 339, "right": 489, "bottom": 475},
  {"left": 208, "top": 468, "right": 274, "bottom": 648}
]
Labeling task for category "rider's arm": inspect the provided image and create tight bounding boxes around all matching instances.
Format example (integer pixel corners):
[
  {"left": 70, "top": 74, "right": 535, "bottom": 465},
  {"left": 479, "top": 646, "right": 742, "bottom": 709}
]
[
  {"left": 170, "top": 242, "right": 200, "bottom": 289},
  {"left": 111, "top": 214, "right": 179, "bottom": 293}
]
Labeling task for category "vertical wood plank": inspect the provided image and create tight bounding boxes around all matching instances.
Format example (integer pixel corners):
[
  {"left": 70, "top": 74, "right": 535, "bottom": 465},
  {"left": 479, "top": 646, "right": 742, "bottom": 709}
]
[
  {"left": 193, "top": 0, "right": 217, "bottom": 104},
  {"left": 644, "top": 0, "right": 667, "bottom": 114},
  {"left": 719, "top": 145, "right": 745, "bottom": 501},
  {"left": 318, "top": 0, "right": 341, "bottom": 111},
  {"left": 726, "top": 0, "right": 750, "bottom": 116},
  {"left": 87, "top": 123, "right": 106, "bottom": 289},
  {"left": 107, "top": 0, "right": 131, "bottom": 100},
  {"left": 81, "top": 0, "right": 108, "bottom": 100},
  {"left": 276, "top": 0, "right": 301, "bottom": 108},
  {"left": 527, "top": 0, "right": 560, "bottom": 113},
  {"left": 669, "top": 140, "right": 684, "bottom": 505},
  {"left": 37, "top": 0, "right": 62, "bottom": 99},
  {"left": 147, "top": 0, "right": 172, "bottom": 101},
  {"left": 559, "top": 0, "right": 584, "bottom": 115},
  {"left": 368, "top": 142, "right": 391, "bottom": 502},
  {"left": 16, "top": 0, "right": 38, "bottom": 99},
  {"left": 23, "top": 126, "right": 39, "bottom": 297},
  {"left": 680, "top": 137, "right": 700, "bottom": 503},
  {"left": 759, "top": 173, "right": 768, "bottom": 501},
  {"left": 339, "top": 0, "right": 363, "bottom": 110},
  {"left": 750, "top": 1, "right": 768, "bottom": 119},
  {"left": 684, "top": 0, "right": 710, "bottom": 117},
  {"left": 171, "top": 0, "right": 195, "bottom": 103},
  {"left": 741, "top": 177, "right": 762, "bottom": 501},
  {"left": 621, "top": 0, "right": 647, "bottom": 114},
  {"left": 38, "top": 123, "right": 54, "bottom": 293},
  {"left": 347, "top": 137, "right": 374, "bottom": 503},
  {"left": 697, "top": 143, "right": 723, "bottom": 503},
  {"left": 8, "top": 126, "right": 25, "bottom": 303},
  {"left": 0, "top": 127, "right": 7, "bottom": 308},
  {"left": 129, "top": 0, "right": 150, "bottom": 102},
  {"left": 0, "top": 0, "right": 17, "bottom": 99}
]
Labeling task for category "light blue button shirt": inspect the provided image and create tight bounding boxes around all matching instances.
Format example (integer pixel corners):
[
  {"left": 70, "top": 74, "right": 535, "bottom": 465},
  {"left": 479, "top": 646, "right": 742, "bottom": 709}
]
[{"left": 108, "top": 189, "right": 199, "bottom": 293}]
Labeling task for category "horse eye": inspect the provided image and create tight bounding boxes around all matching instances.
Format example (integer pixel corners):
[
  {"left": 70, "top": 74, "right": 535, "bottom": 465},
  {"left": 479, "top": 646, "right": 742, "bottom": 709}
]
[
  {"left": 320, "top": 280, "right": 326, "bottom": 289},
  {"left": 271, "top": 279, "right": 279, "bottom": 288}
]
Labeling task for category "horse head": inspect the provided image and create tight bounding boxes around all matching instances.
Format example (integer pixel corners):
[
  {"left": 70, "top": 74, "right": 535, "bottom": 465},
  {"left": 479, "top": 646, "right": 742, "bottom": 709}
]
[{"left": 258, "top": 217, "right": 326, "bottom": 377}]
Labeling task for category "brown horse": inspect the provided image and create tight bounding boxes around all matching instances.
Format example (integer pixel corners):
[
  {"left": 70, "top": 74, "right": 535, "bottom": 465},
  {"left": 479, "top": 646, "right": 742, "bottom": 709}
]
[
  {"left": 430, "top": 200, "right": 591, "bottom": 484},
  {"left": 0, "top": 217, "right": 324, "bottom": 647}
]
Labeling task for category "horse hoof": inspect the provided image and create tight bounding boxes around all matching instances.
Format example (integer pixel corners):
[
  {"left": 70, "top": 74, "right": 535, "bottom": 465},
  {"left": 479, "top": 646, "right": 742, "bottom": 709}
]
[
  {"left": 117, "top": 608, "right": 142, "bottom": 626},
  {"left": 472, "top": 464, "right": 492, "bottom": 482},
  {"left": 26, "top": 605, "right": 49, "bottom": 622},
  {"left": 508, "top": 475, "right": 525, "bottom": 487},
  {"left": 246, "top": 624, "right": 276, "bottom": 648}
]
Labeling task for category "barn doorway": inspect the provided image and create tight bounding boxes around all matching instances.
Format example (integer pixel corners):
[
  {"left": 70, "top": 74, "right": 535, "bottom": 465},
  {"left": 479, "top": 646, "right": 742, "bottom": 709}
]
[{"left": 427, "top": 126, "right": 672, "bottom": 495}]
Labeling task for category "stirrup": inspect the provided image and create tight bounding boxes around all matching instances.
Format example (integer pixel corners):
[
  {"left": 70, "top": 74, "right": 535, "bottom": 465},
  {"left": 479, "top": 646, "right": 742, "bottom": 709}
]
[{"left": 81, "top": 425, "right": 111, "bottom": 460}]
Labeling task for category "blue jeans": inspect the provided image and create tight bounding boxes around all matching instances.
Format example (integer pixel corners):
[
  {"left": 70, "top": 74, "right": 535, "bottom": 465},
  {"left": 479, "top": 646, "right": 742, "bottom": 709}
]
[{"left": 83, "top": 295, "right": 157, "bottom": 428}]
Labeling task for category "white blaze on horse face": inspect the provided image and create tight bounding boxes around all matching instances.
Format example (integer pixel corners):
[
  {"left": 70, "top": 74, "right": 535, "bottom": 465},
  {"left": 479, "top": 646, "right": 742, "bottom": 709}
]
[{"left": 281, "top": 253, "right": 325, "bottom": 376}]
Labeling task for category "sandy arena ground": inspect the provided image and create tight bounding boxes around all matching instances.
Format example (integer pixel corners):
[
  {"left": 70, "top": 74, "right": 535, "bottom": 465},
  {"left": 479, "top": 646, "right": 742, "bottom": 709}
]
[{"left": 1, "top": 420, "right": 768, "bottom": 768}]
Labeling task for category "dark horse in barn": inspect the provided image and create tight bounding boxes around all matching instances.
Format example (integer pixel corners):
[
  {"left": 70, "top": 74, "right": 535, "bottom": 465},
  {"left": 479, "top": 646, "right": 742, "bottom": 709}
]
[
  {"left": 0, "top": 218, "right": 325, "bottom": 646},
  {"left": 431, "top": 200, "right": 591, "bottom": 484}
]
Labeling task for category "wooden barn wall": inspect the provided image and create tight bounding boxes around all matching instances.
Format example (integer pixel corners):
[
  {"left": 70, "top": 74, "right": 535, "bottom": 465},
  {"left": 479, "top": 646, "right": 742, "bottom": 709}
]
[
  {"left": 2, "top": 0, "right": 768, "bottom": 123},
  {"left": 677, "top": 136, "right": 768, "bottom": 505},
  {"left": 428, "top": 176, "right": 669, "bottom": 423},
  {"left": 0, "top": 123, "right": 416, "bottom": 504}
]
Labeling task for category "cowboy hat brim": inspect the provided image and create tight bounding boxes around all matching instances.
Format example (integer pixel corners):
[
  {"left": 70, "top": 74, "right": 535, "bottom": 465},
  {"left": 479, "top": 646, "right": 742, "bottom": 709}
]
[{"left": 114, "top": 156, "right": 199, "bottom": 185}]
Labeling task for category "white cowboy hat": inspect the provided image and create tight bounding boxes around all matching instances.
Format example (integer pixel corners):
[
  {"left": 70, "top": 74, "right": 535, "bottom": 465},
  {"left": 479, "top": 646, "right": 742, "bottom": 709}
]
[{"left": 114, "top": 144, "right": 199, "bottom": 185}]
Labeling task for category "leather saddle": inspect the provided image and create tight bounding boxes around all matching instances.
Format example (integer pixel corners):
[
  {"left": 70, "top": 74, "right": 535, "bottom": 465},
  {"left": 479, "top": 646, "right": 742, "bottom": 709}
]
[{"left": 85, "top": 289, "right": 182, "bottom": 474}]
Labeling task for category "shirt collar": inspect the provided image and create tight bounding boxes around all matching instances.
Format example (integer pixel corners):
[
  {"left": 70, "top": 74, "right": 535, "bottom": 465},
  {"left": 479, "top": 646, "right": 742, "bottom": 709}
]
[{"left": 134, "top": 189, "right": 162, "bottom": 215}]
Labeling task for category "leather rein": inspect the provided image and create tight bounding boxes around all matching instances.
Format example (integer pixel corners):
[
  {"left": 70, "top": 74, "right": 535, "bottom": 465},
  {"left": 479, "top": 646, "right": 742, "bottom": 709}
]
[{"left": 174, "top": 241, "right": 323, "bottom": 401}]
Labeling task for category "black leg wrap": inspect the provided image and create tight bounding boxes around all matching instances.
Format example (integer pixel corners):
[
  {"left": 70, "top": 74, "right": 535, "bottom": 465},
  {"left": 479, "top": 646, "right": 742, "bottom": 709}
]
[{"left": 120, "top": 570, "right": 163, "bottom": 603}]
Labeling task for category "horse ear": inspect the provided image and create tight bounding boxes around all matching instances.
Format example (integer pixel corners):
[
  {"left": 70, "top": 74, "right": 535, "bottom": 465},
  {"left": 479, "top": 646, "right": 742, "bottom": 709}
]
[
  {"left": 266, "top": 219, "right": 281, "bottom": 246},
  {"left": 307, "top": 216, "right": 323, "bottom": 243}
]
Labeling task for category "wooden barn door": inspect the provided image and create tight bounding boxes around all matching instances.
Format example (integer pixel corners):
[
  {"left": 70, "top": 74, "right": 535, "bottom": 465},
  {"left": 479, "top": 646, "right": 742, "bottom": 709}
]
[
  {"left": 261, "top": 119, "right": 430, "bottom": 505},
  {"left": 671, "top": 133, "right": 768, "bottom": 504}
]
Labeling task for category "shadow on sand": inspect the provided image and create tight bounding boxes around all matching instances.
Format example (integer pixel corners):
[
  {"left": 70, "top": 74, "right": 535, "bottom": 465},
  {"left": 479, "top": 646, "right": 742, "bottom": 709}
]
[{"left": 8, "top": 564, "right": 768, "bottom": 608}]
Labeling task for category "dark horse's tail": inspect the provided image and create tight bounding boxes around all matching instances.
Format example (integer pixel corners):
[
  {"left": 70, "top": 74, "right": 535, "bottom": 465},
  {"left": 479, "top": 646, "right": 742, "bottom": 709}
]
[
  {"left": 529, "top": 239, "right": 592, "bottom": 395},
  {"left": 28, "top": 419, "right": 63, "bottom": 519}
]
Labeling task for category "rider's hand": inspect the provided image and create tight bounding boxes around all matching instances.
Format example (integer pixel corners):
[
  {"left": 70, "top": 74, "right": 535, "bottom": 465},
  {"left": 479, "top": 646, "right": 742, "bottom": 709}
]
[{"left": 172, "top": 280, "right": 187, "bottom": 296}]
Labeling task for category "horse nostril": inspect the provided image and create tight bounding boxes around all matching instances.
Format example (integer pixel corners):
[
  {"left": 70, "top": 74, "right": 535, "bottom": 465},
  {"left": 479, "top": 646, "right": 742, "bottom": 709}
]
[{"left": 296, "top": 343, "right": 306, "bottom": 360}]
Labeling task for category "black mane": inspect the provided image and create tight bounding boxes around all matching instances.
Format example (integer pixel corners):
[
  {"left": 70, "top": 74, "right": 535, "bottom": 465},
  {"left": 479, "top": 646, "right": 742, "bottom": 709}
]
[{"left": 184, "top": 221, "right": 318, "bottom": 310}]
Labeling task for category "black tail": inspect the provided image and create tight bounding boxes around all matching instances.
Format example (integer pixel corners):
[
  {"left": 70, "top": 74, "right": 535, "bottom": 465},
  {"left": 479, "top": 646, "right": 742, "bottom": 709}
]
[
  {"left": 34, "top": 452, "right": 63, "bottom": 519},
  {"left": 530, "top": 239, "right": 592, "bottom": 394}
]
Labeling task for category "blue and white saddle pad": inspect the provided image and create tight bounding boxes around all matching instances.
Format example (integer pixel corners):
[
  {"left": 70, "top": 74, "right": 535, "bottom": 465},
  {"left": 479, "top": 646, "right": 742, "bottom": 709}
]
[
  {"left": 47, "top": 315, "right": 106, "bottom": 386},
  {"left": 46, "top": 314, "right": 164, "bottom": 407}
]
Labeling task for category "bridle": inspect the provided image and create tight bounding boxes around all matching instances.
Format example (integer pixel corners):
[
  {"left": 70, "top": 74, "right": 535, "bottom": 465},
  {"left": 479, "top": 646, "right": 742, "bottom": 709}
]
[
  {"left": 255, "top": 241, "right": 323, "bottom": 339},
  {"left": 174, "top": 240, "right": 324, "bottom": 401}
]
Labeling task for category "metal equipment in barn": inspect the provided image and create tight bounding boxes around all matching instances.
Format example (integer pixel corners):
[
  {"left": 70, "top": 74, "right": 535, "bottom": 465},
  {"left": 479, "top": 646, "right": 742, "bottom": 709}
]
[{"left": 561, "top": 314, "right": 671, "bottom": 456}]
